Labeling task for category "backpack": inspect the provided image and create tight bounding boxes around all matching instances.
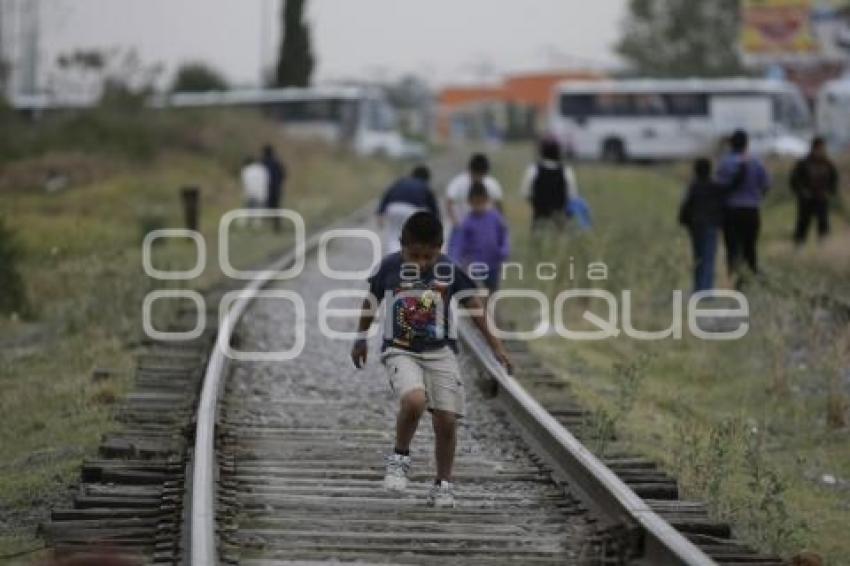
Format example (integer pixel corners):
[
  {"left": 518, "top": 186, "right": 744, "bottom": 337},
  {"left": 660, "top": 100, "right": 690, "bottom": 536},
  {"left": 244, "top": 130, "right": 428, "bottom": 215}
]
[{"left": 532, "top": 163, "right": 568, "bottom": 218}]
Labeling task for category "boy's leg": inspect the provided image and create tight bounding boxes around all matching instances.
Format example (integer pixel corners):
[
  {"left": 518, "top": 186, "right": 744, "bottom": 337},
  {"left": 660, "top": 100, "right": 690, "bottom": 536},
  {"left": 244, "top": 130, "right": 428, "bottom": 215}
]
[
  {"left": 384, "top": 354, "right": 429, "bottom": 452},
  {"left": 395, "top": 389, "right": 427, "bottom": 453},
  {"left": 689, "top": 228, "right": 703, "bottom": 292},
  {"left": 816, "top": 199, "right": 830, "bottom": 240},
  {"left": 702, "top": 228, "right": 718, "bottom": 291},
  {"left": 722, "top": 211, "right": 739, "bottom": 277},
  {"left": 420, "top": 350, "right": 464, "bottom": 507},
  {"left": 421, "top": 350, "right": 465, "bottom": 482},
  {"left": 432, "top": 409, "right": 457, "bottom": 482},
  {"left": 383, "top": 354, "right": 427, "bottom": 492},
  {"left": 743, "top": 209, "right": 760, "bottom": 275},
  {"left": 794, "top": 198, "right": 811, "bottom": 245}
]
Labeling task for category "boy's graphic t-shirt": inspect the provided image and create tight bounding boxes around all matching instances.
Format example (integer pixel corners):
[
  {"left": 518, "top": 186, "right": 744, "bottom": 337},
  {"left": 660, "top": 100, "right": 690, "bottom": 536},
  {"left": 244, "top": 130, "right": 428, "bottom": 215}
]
[{"left": 367, "top": 253, "right": 478, "bottom": 353}]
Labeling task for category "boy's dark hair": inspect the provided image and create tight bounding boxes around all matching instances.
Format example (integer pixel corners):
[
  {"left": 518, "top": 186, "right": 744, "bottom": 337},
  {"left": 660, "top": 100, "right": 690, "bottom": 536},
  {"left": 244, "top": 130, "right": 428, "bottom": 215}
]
[
  {"left": 469, "top": 153, "right": 490, "bottom": 175},
  {"left": 694, "top": 158, "right": 712, "bottom": 180},
  {"left": 411, "top": 165, "right": 431, "bottom": 182},
  {"left": 730, "top": 129, "right": 748, "bottom": 153},
  {"left": 468, "top": 181, "right": 489, "bottom": 203},
  {"left": 539, "top": 138, "right": 561, "bottom": 161},
  {"left": 811, "top": 136, "right": 825, "bottom": 152},
  {"left": 401, "top": 212, "right": 444, "bottom": 247}
]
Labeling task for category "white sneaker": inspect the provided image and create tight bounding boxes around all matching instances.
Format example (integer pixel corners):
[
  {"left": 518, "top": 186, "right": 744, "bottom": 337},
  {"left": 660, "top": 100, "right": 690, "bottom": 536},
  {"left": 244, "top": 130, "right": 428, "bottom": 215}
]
[
  {"left": 384, "top": 453, "right": 411, "bottom": 492},
  {"left": 427, "top": 480, "right": 455, "bottom": 508}
]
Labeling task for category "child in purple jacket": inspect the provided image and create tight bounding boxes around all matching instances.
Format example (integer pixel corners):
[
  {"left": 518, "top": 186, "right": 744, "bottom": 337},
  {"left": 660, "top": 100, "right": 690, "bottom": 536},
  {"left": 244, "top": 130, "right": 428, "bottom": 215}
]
[{"left": 455, "top": 182, "right": 510, "bottom": 292}]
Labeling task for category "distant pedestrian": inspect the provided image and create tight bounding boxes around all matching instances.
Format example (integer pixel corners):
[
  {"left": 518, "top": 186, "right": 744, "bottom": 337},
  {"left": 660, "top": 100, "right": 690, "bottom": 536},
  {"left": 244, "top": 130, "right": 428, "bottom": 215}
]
[
  {"left": 445, "top": 154, "right": 504, "bottom": 260},
  {"left": 679, "top": 158, "right": 744, "bottom": 292},
  {"left": 261, "top": 144, "right": 287, "bottom": 232},
  {"left": 790, "top": 137, "right": 838, "bottom": 245},
  {"left": 717, "top": 130, "right": 770, "bottom": 284},
  {"left": 519, "top": 138, "right": 579, "bottom": 231},
  {"left": 455, "top": 182, "right": 510, "bottom": 293},
  {"left": 377, "top": 165, "right": 440, "bottom": 254},
  {"left": 240, "top": 156, "right": 268, "bottom": 227}
]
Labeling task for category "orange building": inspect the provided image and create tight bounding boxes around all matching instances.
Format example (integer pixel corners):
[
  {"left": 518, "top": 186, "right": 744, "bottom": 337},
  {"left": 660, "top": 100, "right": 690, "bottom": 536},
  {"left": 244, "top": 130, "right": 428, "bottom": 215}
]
[
  {"left": 503, "top": 71, "right": 604, "bottom": 113},
  {"left": 437, "top": 70, "right": 605, "bottom": 141}
]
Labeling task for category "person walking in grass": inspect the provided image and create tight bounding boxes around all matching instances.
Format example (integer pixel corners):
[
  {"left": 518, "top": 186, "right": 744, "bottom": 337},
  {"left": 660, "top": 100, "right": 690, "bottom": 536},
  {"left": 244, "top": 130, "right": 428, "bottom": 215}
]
[
  {"left": 717, "top": 130, "right": 770, "bottom": 286},
  {"left": 351, "top": 212, "right": 512, "bottom": 508},
  {"left": 679, "top": 158, "right": 745, "bottom": 293},
  {"left": 376, "top": 165, "right": 440, "bottom": 255},
  {"left": 790, "top": 137, "right": 839, "bottom": 246},
  {"left": 261, "top": 144, "right": 287, "bottom": 232},
  {"left": 445, "top": 154, "right": 504, "bottom": 261},
  {"left": 454, "top": 182, "right": 510, "bottom": 295},
  {"left": 239, "top": 155, "right": 268, "bottom": 228},
  {"left": 519, "top": 138, "right": 580, "bottom": 232}
]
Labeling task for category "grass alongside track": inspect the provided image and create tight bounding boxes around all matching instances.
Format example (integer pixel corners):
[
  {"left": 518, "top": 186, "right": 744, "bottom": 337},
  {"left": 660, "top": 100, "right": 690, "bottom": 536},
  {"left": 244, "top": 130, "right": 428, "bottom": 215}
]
[
  {"left": 0, "top": 109, "right": 397, "bottom": 560},
  {"left": 488, "top": 145, "right": 850, "bottom": 564}
]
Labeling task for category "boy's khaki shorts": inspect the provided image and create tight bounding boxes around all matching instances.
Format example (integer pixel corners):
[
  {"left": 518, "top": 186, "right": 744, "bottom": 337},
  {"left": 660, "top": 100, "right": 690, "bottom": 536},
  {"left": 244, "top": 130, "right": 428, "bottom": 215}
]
[{"left": 381, "top": 347, "right": 465, "bottom": 417}]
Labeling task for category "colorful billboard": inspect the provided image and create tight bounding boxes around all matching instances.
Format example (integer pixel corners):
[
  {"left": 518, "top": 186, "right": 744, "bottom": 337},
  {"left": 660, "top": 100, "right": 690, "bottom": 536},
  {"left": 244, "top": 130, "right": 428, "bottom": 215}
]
[{"left": 741, "top": 0, "right": 850, "bottom": 61}]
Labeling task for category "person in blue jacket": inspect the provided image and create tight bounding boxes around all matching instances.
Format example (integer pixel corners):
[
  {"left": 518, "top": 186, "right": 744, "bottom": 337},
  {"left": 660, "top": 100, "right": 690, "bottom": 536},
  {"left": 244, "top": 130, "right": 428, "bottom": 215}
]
[{"left": 377, "top": 166, "right": 440, "bottom": 254}]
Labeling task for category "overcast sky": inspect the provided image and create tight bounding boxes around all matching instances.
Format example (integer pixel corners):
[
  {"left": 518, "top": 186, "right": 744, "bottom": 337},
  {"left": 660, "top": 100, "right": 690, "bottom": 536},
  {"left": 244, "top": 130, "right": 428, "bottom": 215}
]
[{"left": 34, "top": 0, "right": 627, "bottom": 89}]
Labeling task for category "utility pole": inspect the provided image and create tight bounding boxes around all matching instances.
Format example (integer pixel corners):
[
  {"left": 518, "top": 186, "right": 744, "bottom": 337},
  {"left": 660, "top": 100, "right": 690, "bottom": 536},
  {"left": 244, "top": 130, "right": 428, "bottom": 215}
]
[
  {"left": 259, "top": 0, "right": 272, "bottom": 86},
  {"left": 0, "top": 0, "right": 9, "bottom": 98},
  {"left": 19, "top": 0, "right": 38, "bottom": 95}
]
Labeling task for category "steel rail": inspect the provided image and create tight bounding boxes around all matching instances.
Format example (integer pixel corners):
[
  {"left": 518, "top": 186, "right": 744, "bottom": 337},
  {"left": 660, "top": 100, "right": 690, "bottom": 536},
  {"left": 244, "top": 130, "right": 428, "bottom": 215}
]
[
  {"left": 188, "top": 206, "right": 373, "bottom": 566},
  {"left": 457, "top": 321, "right": 717, "bottom": 566}
]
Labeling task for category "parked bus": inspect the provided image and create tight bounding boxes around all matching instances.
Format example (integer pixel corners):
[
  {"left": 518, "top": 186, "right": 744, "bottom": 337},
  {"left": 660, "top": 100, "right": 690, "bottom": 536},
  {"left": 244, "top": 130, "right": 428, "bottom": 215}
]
[
  {"left": 163, "top": 87, "right": 424, "bottom": 159},
  {"left": 13, "top": 86, "right": 424, "bottom": 160},
  {"left": 817, "top": 78, "right": 850, "bottom": 150},
  {"left": 549, "top": 79, "right": 811, "bottom": 161}
]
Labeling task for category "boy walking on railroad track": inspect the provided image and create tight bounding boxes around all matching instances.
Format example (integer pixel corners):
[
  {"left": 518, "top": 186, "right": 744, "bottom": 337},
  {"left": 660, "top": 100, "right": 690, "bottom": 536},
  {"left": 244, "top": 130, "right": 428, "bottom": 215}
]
[{"left": 351, "top": 212, "right": 513, "bottom": 507}]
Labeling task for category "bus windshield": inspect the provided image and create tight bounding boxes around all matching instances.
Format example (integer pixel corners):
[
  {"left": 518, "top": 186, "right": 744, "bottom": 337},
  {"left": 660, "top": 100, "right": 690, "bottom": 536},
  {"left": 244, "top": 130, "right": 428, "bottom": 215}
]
[{"left": 772, "top": 92, "right": 812, "bottom": 131}]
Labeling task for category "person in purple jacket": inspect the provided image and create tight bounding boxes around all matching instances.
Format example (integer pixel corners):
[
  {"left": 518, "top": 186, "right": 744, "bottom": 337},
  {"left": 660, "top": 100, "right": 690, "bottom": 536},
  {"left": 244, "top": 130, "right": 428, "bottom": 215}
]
[
  {"left": 717, "top": 129, "right": 770, "bottom": 285},
  {"left": 455, "top": 182, "right": 510, "bottom": 293}
]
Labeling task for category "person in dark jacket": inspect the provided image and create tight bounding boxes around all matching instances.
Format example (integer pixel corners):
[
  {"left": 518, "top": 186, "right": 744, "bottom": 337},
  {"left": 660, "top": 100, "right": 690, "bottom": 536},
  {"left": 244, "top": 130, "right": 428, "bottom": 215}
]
[
  {"left": 790, "top": 137, "right": 839, "bottom": 245},
  {"left": 680, "top": 158, "right": 746, "bottom": 292},
  {"left": 262, "top": 144, "right": 287, "bottom": 232},
  {"left": 377, "top": 166, "right": 440, "bottom": 254}
]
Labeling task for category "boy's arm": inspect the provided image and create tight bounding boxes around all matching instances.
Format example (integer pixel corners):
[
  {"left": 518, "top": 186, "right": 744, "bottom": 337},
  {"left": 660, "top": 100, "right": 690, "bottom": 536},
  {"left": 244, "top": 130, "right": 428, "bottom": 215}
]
[
  {"left": 465, "top": 296, "right": 513, "bottom": 374},
  {"left": 829, "top": 161, "right": 840, "bottom": 196},
  {"left": 426, "top": 190, "right": 441, "bottom": 220},
  {"left": 492, "top": 179, "right": 505, "bottom": 213},
  {"left": 498, "top": 220, "right": 510, "bottom": 262},
  {"left": 351, "top": 298, "right": 377, "bottom": 369},
  {"left": 758, "top": 161, "right": 771, "bottom": 195}
]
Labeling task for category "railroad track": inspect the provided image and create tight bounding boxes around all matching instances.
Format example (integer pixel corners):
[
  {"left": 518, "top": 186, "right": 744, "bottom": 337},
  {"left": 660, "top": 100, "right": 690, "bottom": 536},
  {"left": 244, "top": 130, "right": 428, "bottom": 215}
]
[{"left": 44, "top": 210, "right": 788, "bottom": 565}]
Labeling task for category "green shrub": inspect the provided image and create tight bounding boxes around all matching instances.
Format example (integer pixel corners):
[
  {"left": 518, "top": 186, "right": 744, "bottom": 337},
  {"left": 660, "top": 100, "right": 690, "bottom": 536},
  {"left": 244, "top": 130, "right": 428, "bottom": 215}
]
[{"left": 0, "top": 217, "right": 29, "bottom": 316}]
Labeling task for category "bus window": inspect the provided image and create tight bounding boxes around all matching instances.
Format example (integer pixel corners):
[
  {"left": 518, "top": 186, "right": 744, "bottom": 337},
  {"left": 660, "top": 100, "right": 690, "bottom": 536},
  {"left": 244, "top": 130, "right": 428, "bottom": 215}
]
[
  {"left": 560, "top": 94, "right": 595, "bottom": 118},
  {"left": 773, "top": 92, "right": 811, "bottom": 131},
  {"left": 596, "top": 93, "right": 634, "bottom": 116},
  {"left": 665, "top": 93, "right": 709, "bottom": 117},
  {"left": 634, "top": 94, "right": 667, "bottom": 115}
]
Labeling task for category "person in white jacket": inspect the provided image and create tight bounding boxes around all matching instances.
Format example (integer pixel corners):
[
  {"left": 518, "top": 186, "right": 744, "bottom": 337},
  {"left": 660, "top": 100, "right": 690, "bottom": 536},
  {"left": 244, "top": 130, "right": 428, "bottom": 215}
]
[{"left": 240, "top": 157, "right": 269, "bottom": 227}]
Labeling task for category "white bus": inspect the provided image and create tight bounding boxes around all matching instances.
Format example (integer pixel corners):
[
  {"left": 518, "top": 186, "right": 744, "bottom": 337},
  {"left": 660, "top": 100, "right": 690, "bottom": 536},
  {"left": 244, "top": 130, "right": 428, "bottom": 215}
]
[
  {"left": 163, "top": 87, "right": 424, "bottom": 160},
  {"left": 817, "top": 78, "right": 850, "bottom": 150},
  {"left": 549, "top": 79, "right": 812, "bottom": 162}
]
